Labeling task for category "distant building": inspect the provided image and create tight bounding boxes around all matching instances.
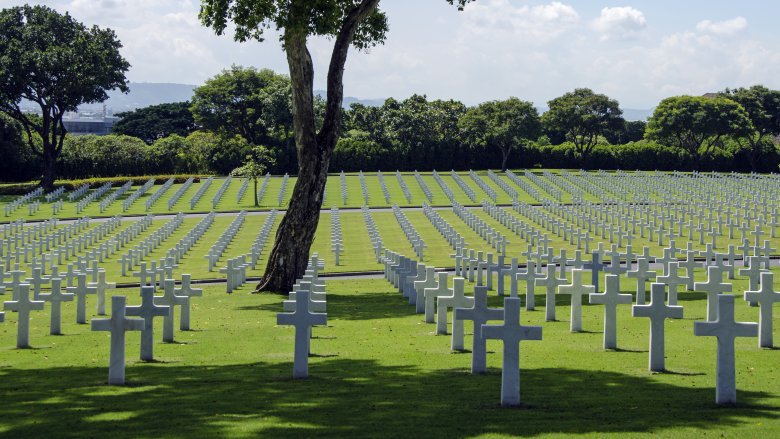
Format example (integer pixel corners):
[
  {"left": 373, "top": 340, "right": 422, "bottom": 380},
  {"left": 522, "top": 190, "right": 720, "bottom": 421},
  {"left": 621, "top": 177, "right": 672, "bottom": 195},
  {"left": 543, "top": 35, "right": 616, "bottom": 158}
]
[{"left": 62, "top": 106, "right": 118, "bottom": 136}]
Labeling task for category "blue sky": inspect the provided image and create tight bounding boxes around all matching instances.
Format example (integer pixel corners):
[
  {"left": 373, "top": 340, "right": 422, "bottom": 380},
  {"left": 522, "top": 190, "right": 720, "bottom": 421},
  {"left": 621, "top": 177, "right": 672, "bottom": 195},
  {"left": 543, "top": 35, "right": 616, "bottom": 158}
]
[{"left": 3, "top": 0, "right": 780, "bottom": 108}]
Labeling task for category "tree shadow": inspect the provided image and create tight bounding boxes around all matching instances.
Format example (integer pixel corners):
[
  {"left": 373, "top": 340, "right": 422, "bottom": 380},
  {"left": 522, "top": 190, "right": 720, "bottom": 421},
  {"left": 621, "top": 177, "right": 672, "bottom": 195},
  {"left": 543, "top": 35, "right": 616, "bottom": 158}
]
[
  {"left": 0, "top": 360, "right": 777, "bottom": 438},
  {"left": 246, "top": 290, "right": 418, "bottom": 321}
]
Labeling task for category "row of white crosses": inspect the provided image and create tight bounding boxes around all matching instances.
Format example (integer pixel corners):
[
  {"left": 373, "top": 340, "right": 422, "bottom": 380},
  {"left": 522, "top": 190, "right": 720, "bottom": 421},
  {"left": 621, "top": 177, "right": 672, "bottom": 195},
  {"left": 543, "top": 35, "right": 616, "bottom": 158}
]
[
  {"left": 212, "top": 176, "right": 232, "bottom": 209},
  {"left": 220, "top": 255, "right": 249, "bottom": 293},
  {"left": 413, "top": 171, "right": 433, "bottom": 203},
  {"left": 486, "top": 169, "right": 519, "bottom": 200},
  {"left": 276, "top": 173, "right": 290, "bottom": 207},
  {"left": 396, "top": 171, "right": 413, "bottom": 203},
  {"left": 74, "top": 183, "right": 113, "bottom": 214},
  {"left": 145, "top": 177, "right": 175, "bottom": 211},
  {"left": 468, "top": 170, "right": 498, "bottom": 202},
  {"left": 432, "top": 170, "right": 457, "bottom": 204},
  {"left": 256, "top": 173, "right": 272, "bottom": 206},
  {"left": 381, "top": 249, "right": 542, "bottom": 407},
  {"left": 204, "top": 210, "right": 246, "bottom": 272},
  {"left": 449, "top": 170, "right": 477, "bottom": 203},
  {"left": 505, "top": 170, "right": 545, "bottom": 202},
  {"left": 122, "top": 178, "right": 155, "bottom": 212},
  {"left": 90, "top": 274, "right": 203, "bottom": 385},
  {"left": 339, "top": 171, "right": 348, "bottom": 205},
  {"left": 525, "top": 170, "right": 564, "bottom": 201},
  {"left": 3, "top": 187, "right": 43, "bottom": 216},
  {"left": 392, "top": 205, "right": 426, "bottom": 260},
  {"left": 362, "top": 206, "right": 384, "bottom": 263},
  {"left": 189, "top": 176, "right": 213, "bottom": 209},
  {"left": 169, "top": 177, "right": 195, "bottom": 209},
  {"left": 99, "top": 181, "right": 133, "bottom": 213},
  {"left": 246, "top": 210, "right": 278, "bottom": 269},
  {"left": 358, "top": 170, "right": 370, "bottom": 205},
  {"left": 453, "top": 202, "right": 510, "bottom": 256},
  {"left": 331, "top": 207, "right": 343, "bottom": 265},
  {"left": 118, "top": 214, "right": 185, "bottom": 274},
  {"left": 377, "top": 170, "right": 391, "bottom": 204},
  {"left": 276, "top": 255, "right": 327, "bottom": 378}
]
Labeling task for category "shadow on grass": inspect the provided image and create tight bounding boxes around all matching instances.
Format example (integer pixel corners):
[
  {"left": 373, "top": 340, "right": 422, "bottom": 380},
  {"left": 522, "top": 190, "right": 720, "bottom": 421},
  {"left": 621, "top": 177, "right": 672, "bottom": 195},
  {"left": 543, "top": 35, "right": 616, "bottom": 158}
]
[
  {"left": 245, "top": 290, "right": 418, "bottom": 321},
  {"left": 0, "top": 360, "right": 777, "bottom": 438}
]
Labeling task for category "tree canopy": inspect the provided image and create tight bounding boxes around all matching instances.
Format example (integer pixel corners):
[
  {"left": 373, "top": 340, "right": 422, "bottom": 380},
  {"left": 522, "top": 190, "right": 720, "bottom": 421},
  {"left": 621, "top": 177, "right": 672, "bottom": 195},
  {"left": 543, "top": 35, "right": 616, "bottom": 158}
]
[
  {"left": 113, "top": 102, "right": 198, "bottom": 144},
  {"left": 541, "top": 88, "right": 624, "bottom": 166},
  {"left": 459, "top": 97, "right": 541, "bottom": 171},
  {"left": 0, "top": 4, "right": 129, "bottom": 188},
  {"left": 721, "top": 85, "right": 780, "bottom": 171},
  {"left": 646, "top": 95, "right": 752, "bottom": 169},
  {"left": 190, "top": 66, "right": 292, "bottom": 146}
]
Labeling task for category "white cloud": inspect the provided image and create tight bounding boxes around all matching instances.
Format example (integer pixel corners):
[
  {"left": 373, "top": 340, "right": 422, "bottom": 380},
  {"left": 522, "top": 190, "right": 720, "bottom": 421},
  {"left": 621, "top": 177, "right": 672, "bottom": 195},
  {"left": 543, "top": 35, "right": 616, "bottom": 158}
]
[
  {"left": 461, "top": 0, "right": 579, "bottom": 42},
  {"left": 592, "top": 6, "right": 647, "bottom": 41},
  {"left": 696, "top": 16, "right": 748, "bottom": 35}
]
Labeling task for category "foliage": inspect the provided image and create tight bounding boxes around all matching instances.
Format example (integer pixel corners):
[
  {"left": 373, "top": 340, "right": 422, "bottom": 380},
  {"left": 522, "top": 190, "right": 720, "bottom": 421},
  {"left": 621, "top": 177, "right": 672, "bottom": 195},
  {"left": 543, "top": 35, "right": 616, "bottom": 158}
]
[
  {"left": 605, "top": 120, "right": 647, "bottom": 145},
  {"left": 0, "top": 113, "right": 39, "bottom": 181},
  {"left": 459, "top": 97, "right": 541, "bottom": 170},
  {"left": 231, "top": 145, "right": 276, "bottom": 206},
  {"left": 541, "top": 88, "right": 624, "bottom": 165},
  {"left": 0, "top": 4, "right": 129, "bottom": 188},
  {"left": 646, "top": 95, "right": 752, "bottom": 169},
  {"left": 190, "top": 66, "right": 293, "bottom": 146},
  {"left": 60, "top": 134, "right": 150, "bottom": 179},
  {"left": 721, "top": 85, "right": 780, "bottom": 171},
  {"left": 113, "top": 102, "right": 198, "bottom": 144}
]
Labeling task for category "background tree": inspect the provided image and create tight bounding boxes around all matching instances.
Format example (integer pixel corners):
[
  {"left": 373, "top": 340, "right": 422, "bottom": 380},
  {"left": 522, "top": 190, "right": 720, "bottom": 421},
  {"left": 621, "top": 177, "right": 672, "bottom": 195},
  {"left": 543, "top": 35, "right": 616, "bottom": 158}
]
[
  {"left": 231, "top": 145, "right": 276, "bottom": 206},
  {"left": 0, "top": 5, "right": 129, "bottom": 189},
  {"left": 646, "top": 95, "right": 752, "bottom": 169},
  {"left": 541, "top": 88, "right": 624, "bottom": 166},
  {"left": 113, "top": 102, "right": 198, "bottom": 144},
  {"left": 190, "top": 66, "right": 292, "bottom": 146},
  {"left": 200, "top": 0, "right": 389, "bottom": 292},
  {"left": 605, "top": 120, "right": 647, "bottom": 145},
  {"left": 722, "top": 85, "right": 780, "bottom": 171},
  {"left": 459, "top": 97, "right": 541, "bottom": 171}
]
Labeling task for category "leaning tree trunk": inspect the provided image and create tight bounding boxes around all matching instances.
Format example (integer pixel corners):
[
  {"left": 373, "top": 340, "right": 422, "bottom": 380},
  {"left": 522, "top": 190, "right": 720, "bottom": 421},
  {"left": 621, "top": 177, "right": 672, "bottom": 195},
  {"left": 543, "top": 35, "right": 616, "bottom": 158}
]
[
  {"left": 256, "top": 0, "right": 380, "bottom": 293},
  {"left": 40, "top": 146, "right": 57, "bottom": 191}
]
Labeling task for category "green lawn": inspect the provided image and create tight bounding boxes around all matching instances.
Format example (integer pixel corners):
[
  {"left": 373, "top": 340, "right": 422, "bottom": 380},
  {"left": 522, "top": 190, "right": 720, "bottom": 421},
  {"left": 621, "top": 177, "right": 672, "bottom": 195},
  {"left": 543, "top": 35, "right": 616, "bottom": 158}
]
[{"left": 1, "top": 276, "right": 779, "bottom": 438}]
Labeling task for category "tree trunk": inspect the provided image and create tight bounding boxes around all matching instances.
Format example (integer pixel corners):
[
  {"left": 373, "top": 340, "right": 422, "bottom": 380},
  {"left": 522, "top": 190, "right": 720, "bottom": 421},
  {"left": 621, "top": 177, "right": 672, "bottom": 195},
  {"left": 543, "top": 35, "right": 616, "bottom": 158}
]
[
  {"left": 500, "top": 146, "right": 510, "bottom": 171},
  {"left": 253, "top": 177, "right": 259, "bottom": 206},
  {"left": 256, "top": 0, "right": 380, "bottom": 293},
  {"left": 40, "top": 141, "right": 56, "bottom": 190}
]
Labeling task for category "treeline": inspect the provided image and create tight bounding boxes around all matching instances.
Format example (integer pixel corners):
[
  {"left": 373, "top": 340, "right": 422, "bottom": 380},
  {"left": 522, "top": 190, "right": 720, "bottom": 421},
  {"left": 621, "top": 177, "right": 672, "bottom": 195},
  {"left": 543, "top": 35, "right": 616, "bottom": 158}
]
[{"left": 1, "top": 66, "right": 779, "bottom": 182}]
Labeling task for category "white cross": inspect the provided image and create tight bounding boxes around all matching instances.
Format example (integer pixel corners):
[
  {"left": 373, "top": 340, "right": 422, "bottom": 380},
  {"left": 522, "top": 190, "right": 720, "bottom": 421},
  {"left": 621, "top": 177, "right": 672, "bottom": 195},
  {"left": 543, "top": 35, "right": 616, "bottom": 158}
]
[
  {"left": 154, "top": 279, "right": 188, "bottom": 343},
  {"left": 589, "top": 274, "right": 633, "bottom": 350},
  {"left": 626, "top": 258, "right": 656, "bottom": 305},
  {"left": 558, "top": 269, "right": 595, "bottom": 332},
  {"left": 3, "top": 283, "right": 45, "bottom": 348},
  {"left": 535, "top": 264, "right": 566, "bottom": 322},
  {"left": 424, "top": 272, "right": 450, "bottom": 324},
  {"left": 632, "top": 283, "right": 684, "bottom": 371},
  {"left": 277, "top": 289, "right": 327, "bottom": 378},
  {"left": 454, "top": 285, "right": 503, "bottom": 374},
  {"left": 39, "top": 278, "right": 73, "bottom": 335},
  {"left": 91, "top": 295, "right": 145, "bottom": 385},
  {"left": 413, "top": 267, "right": 437, "bottom": 314},
  {"left": 482, "top": 297, "right": 542, "bottom": 407},
  {"left": 89, "top": 270, "right": 116, "bottom": 316},
  {"left": 739, "top": 256, "right": 767, "bottom": 307},
  {"left": 694, "top": 294, "right": 758, "bottom": 404},
  {"left": 67, "top": 273, "right": 97, "bottom": 324},
  {"left": 656, "top": 261, "right": 689, "bottom": 306},
  {"left": 694, "top": 266, "right": 732, "bottom": 322},
  {"left": 174, "top": 274, "right": 203, "bottom": 331},
  {"left": 744, "top": 272, "right": 780, "bottom": 348},
  {"left": 126, "top": 286, "right": 170, "bottom": 361},
  {"left": 516, "top": 261, "right": 542, "bottom": 311},
  {"left": 437, "top": 278, "right": 474, "bottom": 345}
]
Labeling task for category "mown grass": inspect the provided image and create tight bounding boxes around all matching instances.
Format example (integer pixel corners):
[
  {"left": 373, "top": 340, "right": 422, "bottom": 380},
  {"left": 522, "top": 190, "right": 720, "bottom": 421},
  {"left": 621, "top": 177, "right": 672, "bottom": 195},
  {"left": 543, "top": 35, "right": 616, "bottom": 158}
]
[{"left": 1, "top": 276, "right": 779, "bottom": 438}]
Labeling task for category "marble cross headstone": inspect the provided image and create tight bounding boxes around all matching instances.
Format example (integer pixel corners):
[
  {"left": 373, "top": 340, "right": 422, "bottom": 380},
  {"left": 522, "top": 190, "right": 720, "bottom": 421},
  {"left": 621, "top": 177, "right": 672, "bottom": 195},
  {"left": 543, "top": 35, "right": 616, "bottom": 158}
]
[
  {"left": 744, "top": 272, "right": 780, "bottom": 348},
  {"left": 154, "top": 279, "right": 188, "bottom": 343},
  {"left": 694, "top": 266, "right": 732, "bottom": 322},
  {"left": 437, "top": 277, "right": 474, "bottom": 343},
  {"left": 589, "top": 274, "right": 633, "bottom": 350},
  {"left": 276, "top": 289, "right": 327, "bottom": 378},
  {"left": 424, "top": 272, "right": 450, "bottom": 324},
  {"left": 67, "top": 273, "right": 97, "bottom": 324},
  {"left": 89, "top": 270, "right": 116, "bottom": 316},
  {"left": 656, "top": 261, "right": 689, "bottom": 306},
  {"left": 482, "top": 297, "right": 542, "bottom": 407},
  {"left": 454, "top": 285, "right": 503, "bottom": 374},
  {"left": 174, "top": 274, "right": 203, "bottom": 331},
  {"left": 558, "top": 269, "right": 595, "bottom": 332},
  {"left": 632, "top": 283, "right": 684, "bottom": 371},
  {"left": 3, "top": 283, "right": 45, "bottom": 348},
  {"left": 126, "top": 286, "right": 170, "bottom": 361},
  {"left": 91, "top": 295, "right": 145, "bottom": 385},
  {"left": 694, "top": 294, "right": 758, "bottom": 404},
  {"left": 626, "top": 258, "right": 656, "bottom": 305},
  {"left": 536, "top": 263, "right": 566, "bottom": 322},
  {"left": 38, "top": 278, "right": 73, "bottom": 335}
]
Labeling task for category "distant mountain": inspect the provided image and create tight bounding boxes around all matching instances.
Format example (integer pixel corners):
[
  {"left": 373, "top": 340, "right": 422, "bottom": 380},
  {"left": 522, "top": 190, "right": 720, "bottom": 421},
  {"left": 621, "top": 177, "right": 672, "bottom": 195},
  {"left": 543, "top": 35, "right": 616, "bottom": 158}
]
[{"left": 75, "top": 83, "right": 384, "bottom": 113}]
